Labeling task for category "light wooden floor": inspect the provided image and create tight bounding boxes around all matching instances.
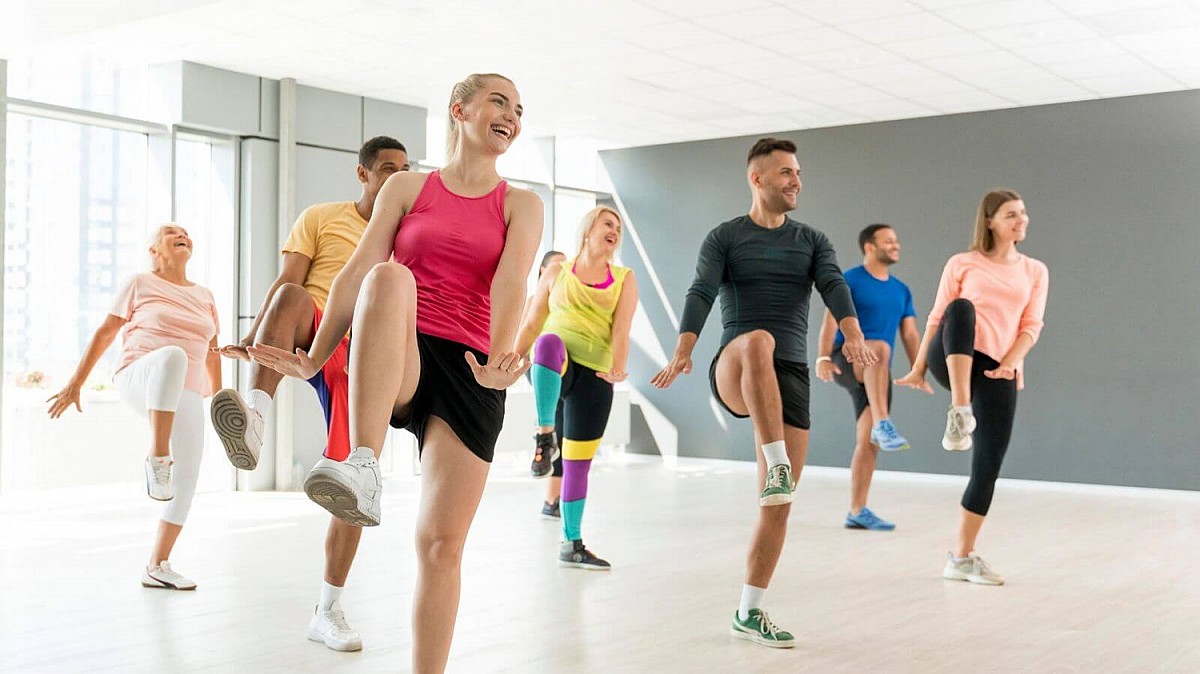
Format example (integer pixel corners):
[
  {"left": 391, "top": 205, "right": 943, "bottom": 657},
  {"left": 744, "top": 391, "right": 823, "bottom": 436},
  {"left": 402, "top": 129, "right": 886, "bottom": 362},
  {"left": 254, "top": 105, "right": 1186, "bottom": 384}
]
[{"left": 2, "top": 454, "right": 1198, "bottom": 673}]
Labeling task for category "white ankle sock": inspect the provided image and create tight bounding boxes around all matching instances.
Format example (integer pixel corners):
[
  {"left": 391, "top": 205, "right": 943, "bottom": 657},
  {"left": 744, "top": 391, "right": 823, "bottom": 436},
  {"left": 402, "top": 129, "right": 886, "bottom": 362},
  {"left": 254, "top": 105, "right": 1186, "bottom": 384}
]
[
  {"left": 319, "top": 581, "right": 343, "bottom": 612},
  {"left": 953, "top": 405, "right": 972, "bottom": 416},
  {"left": 151, "top": 455, "right": 171, "bottom": 465},
  {"left": 761, "top": 441, "right": 789, "bottom": 469},
  {"left": 248, "top": 389, "right": 272, "bottom": 414},
  {"left": 738, "top": 584, "right": 766, "bottom": 621}
]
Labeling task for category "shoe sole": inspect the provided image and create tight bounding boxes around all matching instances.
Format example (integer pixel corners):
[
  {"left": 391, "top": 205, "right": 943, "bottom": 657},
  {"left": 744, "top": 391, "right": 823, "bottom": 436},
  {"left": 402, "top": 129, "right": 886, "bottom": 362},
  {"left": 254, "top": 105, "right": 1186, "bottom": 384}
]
[
  {"left": 541, "top": 513, "right": 561, "bottom": 520},
  {"left": 942, "top": 437, "right": 972, "bottom": 451},
  {"left": 880, "top": 442, "right": 910, "bottom": 452},
  {"left": 844, "top": 522, "right": 895, "bottom": 531},
  {"left": 730, "top": 627, "right": 795, "bottom": 649},
  {"left": 759, "top": 492, "right": 793, "bottom": 507},
  {"left": 142, "top": 578, "right": 196, "bottom": 591},
  {"left": 557, "top": 560, "right": 611, "bottom": 571},
  {"left": 307, "top": 629, "right": 363, "bottom": 652},
  {"left": 211, "top": 390, "right": 259, "bottom": 470},
  {"left": 942, "top": 570, "right": 1004, "bottom": 586},
  {"left": 304, "top": 470, "right": 380, "bottom": 527}
]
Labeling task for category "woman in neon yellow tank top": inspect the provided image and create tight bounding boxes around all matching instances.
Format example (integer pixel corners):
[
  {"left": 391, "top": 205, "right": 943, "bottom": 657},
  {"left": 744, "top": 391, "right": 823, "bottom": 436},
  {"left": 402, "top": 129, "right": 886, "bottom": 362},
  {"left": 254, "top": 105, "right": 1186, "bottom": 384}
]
[{"left": 515, "top": 206, "right": 639, "bottom": 570}]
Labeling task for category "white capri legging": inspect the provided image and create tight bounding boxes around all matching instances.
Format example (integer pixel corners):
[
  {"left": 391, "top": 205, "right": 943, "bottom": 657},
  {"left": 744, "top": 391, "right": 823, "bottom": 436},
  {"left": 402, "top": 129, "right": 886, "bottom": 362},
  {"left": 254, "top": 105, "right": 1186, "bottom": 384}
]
[{"left": 114, "top": 345, "right": 205, "bottom": 526}]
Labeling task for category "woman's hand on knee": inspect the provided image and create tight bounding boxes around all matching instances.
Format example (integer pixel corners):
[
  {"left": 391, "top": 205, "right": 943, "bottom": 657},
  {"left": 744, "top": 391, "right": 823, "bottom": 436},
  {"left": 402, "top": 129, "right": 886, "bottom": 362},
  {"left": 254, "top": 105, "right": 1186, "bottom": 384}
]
[{"left": 983, "top": 363, "right": 1017, "bottom": 380}]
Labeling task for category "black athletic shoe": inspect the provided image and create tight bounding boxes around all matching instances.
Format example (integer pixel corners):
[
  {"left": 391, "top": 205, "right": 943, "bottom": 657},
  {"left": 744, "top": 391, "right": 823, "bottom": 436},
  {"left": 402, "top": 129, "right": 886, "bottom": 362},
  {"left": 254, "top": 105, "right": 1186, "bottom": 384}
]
[
  {"left": 558, "top": 540, "right": 611, "bottom": 570},
  {"left": 531, "top": 432, "right": 559, "bottom": 479},
  {"left": 541, "top": 498, "right": 561, "bottom": 520}
]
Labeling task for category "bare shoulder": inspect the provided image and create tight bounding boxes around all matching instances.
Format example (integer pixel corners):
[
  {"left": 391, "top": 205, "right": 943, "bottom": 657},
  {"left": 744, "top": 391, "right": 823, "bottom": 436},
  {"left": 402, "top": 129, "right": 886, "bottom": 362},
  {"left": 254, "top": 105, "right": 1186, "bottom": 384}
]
[{"left": 506, "top": 186, "right": 543, "bottom": 210}]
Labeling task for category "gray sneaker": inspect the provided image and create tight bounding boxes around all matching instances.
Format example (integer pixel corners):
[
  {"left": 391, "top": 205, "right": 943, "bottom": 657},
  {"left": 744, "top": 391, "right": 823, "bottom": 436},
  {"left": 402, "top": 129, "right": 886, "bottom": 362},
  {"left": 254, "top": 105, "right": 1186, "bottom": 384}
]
[
  {"left": 943, "top": 551, "right": 1004, "bottom": 586},
  {"left": 942, "top": 406, "right": 977, "bottom": 451}
]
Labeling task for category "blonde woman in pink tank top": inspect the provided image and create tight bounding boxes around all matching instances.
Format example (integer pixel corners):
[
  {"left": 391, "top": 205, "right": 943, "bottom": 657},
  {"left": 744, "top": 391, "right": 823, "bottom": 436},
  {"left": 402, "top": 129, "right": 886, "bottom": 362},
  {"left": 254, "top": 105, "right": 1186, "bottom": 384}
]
[
  {"left": 47, "top": 224, "right": 221, "bottom": 591},
  {"left": 252, "top": 73, "right": 543, "bottom": 673}
]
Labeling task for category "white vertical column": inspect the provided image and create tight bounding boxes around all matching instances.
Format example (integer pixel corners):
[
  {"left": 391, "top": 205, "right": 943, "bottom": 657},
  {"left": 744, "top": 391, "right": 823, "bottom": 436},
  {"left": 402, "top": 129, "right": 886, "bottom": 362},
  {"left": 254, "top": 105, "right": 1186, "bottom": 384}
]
[
  {"left": 274, "top": 77, "right": 298, "bottom": 490},
  {"left": 0, "top": 59, "right": 8, "bottom": 492}
]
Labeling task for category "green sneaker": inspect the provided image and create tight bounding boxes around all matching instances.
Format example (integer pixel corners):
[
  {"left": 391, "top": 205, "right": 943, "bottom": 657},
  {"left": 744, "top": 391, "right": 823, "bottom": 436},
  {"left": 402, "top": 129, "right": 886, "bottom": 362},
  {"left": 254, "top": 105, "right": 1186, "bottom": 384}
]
[
  {"left": 759, "top": 464, "right": 794, "bottom": 506},
  {"left": 730, "top": 609, "right": 795, "bottom": 649}
]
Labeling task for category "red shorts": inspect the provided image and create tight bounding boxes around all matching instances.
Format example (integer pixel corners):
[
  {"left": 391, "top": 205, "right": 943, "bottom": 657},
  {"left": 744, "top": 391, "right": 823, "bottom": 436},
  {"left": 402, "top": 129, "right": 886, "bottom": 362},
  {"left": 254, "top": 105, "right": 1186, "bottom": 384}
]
[{"left": 306, "top": 303, "right": 351, "bottom": 461}]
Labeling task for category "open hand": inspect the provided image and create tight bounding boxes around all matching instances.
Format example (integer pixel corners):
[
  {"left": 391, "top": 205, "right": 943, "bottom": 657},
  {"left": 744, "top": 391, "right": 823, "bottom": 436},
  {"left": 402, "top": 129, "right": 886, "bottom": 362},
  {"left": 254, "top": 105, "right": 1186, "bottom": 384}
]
[
  {"left": 247, "top": 343, "right": 321, "bottom": 380},
  {"left": 650, "top": 355, "right": 692, "bottom": 389},
  {"left": 211, "top": 342, "right": 251, "bottom": 362},
  {"left": 894, "top": 368, "right": 934, "bottom": 394},
  {"left": 984, "top": 363, "right": 1017, "bottom": 380},
  {"left": 596, "top": 370, "right": 628, "bottom": 384},
  {"left": 465, "top": 351, "right": 530, "bottom": 390},
  {"left": 840, "top": 336, "right": 878, "bottom": 367},
  {"left": 815, "top": 359, "right": 841, "bottom": 383},
  {"left": 46, "top": 383, "right": 83, "bottom": 418}
]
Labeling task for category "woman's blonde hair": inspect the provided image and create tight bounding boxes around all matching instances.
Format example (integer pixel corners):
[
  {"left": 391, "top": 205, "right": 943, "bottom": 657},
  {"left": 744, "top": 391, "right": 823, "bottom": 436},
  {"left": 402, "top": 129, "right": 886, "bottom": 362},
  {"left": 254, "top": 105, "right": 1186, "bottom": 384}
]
[
  {"left": 445, "top": 73, "right": 514, "bottom": 164},
  {"left": 971, "top": 189, "right": 1023, "bottom": 253},
  {"left": 576, "top": 206, "right": 622, "bottom": 259}
]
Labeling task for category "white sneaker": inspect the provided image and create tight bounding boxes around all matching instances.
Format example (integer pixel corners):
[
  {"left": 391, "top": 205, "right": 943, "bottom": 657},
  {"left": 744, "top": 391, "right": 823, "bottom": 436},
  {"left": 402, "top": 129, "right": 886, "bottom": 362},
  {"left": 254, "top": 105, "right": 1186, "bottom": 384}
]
[
  {"left": 210, "top": 388, "right": 265, "bottom": 470},
  {"left": 144, "top": 457, "right": 174, "bottom": 501},
  {"left": 304, "top": 447, "right": 382, "bottom": 527},
  {"left": 307, "top": 601, "right": 363, "bottom": 652},
  {"left": 142, "top": 561, "right": 196, "bottom": 590},
  {"left": 942, "top": 551, "right": 1004, "bottom": 586},
  {"left": 942, "top": 406, "right": 977, "bottom": 451}
]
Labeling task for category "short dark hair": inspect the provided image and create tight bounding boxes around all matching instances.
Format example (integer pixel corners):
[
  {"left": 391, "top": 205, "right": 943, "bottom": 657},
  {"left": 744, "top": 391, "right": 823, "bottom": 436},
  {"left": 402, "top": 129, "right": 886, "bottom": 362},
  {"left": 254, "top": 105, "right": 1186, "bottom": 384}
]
[
  {"left": 858, "top": 223, "right": 894, "bottom": 253},
  {"left": 747, "top": 137, "right": 796, "bottom": 165},
  {"left": 359, "top": 136, "right": 407, "bottom": 169}
]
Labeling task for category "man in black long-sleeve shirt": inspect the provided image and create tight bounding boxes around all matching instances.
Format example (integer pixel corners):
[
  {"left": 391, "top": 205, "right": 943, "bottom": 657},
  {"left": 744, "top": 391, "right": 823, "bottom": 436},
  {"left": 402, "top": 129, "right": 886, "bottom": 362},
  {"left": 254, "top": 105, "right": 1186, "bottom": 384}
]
[{"left": 652, "top": 138, "right": 875, "bottom": 648}]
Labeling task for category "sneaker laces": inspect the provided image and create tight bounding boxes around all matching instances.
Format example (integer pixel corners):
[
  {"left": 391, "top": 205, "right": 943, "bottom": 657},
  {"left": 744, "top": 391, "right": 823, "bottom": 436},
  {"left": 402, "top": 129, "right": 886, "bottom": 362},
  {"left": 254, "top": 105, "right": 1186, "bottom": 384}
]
[
  {"left": 878, "top": 421, "right": 900, "bottom": 442},
  {"left": 756, "top": 611, "right": 783, "bottom": 638},
  {"left": 970, "top": 554, "right": 995, "bottom": 576},
  {"left": 325, "top": 608, "right": 353, "bottom": 634},
  {"left": 767, "top": 465, "right": 788, "bottom": 489},
  {"left": 151, "top": 459, "right": 171, "bottom": 485}
]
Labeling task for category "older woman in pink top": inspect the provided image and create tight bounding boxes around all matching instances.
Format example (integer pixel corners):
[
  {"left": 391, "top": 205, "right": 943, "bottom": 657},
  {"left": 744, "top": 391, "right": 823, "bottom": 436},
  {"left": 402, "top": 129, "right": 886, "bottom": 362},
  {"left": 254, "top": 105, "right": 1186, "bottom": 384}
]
[
  {"left": 47, "top": 224, "right": 221, "bottom": 591},
  {"left": 896, "top": 189, "right": 1049, "bottom": 586}
]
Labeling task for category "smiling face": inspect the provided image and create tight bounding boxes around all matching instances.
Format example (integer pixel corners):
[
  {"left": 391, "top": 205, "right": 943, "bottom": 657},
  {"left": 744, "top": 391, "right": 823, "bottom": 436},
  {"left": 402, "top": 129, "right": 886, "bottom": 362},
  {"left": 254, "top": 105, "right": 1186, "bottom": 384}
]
[
  {"left": 988, "top": 199, "right": 1029, "bottom": 247},
  {"left": 448, "top": 74, "right": 522, "bottom": 159},
  {"left": 149, "top": 224, "right": 192, "bottom": 271},
  {"left": 749, "top": 150, "right": 802, "bottom": 213},
  {"left": 581, "top": 208, "right": 622, "bottom": 259},
  {"left": 865, "top": 227, "right": 900, "bottom": 266}
]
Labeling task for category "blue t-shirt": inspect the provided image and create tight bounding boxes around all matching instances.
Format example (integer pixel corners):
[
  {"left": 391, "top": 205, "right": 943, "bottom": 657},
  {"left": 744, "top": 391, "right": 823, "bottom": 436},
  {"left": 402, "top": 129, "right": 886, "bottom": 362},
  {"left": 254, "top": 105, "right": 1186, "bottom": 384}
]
[{"left": 833, "top": 266, "right": 916, "bottom": 359}]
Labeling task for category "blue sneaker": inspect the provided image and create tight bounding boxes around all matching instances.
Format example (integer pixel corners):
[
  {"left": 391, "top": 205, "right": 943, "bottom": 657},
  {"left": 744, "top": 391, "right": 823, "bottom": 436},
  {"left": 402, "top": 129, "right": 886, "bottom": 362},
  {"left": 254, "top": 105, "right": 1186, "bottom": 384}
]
[
  {"left": 845, "top": 506, "right": 895, "bottom": 531},
  {"left": 871, "top": 418, "right": 910, "bottom": 452}
]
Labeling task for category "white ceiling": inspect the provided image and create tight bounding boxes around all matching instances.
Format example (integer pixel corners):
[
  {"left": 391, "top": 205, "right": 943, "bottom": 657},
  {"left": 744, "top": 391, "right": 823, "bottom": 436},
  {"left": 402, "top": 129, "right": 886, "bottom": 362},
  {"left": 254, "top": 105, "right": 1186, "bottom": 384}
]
[{"left": 4, "top": 0, "right": 1200, "bottom": 148}]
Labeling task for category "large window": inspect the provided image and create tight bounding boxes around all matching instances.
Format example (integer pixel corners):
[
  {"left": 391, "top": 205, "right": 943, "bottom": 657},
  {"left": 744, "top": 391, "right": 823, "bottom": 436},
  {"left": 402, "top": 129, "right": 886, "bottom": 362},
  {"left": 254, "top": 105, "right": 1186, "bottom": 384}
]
[{"left": 6, "top": 57, "right": 149, "bottom": 119}]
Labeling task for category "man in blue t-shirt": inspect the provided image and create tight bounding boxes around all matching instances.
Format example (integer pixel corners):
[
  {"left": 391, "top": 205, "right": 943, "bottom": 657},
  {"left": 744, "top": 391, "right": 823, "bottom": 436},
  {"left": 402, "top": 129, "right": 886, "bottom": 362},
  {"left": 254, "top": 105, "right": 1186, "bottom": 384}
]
[{"left": 816, "top": 223, "right": 921, "bottom": 531}]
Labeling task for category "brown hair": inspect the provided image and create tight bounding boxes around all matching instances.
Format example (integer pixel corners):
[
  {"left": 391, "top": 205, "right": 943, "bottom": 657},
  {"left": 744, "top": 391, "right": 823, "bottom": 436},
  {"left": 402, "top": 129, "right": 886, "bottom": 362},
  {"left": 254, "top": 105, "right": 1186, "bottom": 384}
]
[
  {"left": 445, "top": 73, "right": 514, "bottom": 163},
  {"left": 971, "top": 189, "right": 1023, "bottom": 253},
  {"left": 746, "top": 137, "right": 796, "bottom": 165}
]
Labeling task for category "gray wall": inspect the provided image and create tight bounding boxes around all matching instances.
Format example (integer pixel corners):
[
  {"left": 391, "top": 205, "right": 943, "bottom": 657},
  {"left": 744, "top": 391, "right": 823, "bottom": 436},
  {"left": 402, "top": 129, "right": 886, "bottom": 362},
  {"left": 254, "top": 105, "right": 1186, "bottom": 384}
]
[{"left": 603, "top": 90, "right": 1200, "bottom": 492}]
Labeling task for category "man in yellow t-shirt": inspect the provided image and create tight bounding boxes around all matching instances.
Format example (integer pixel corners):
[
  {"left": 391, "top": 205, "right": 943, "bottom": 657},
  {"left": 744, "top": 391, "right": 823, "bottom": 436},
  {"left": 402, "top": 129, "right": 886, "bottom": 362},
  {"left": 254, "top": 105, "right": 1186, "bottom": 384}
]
[{"left": 210, "top": 136, "right": 409, "bottom": 652}]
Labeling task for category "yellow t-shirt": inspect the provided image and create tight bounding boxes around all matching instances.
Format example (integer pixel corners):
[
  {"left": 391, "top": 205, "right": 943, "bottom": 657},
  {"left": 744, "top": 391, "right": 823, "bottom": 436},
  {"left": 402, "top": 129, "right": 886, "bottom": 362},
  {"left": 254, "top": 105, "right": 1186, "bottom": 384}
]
[
  {"left": 282, "top": 202, "right": 368, "bottom": 311},
  {"left": 541, "top": 259, "right": 631, "bottom": 373}
]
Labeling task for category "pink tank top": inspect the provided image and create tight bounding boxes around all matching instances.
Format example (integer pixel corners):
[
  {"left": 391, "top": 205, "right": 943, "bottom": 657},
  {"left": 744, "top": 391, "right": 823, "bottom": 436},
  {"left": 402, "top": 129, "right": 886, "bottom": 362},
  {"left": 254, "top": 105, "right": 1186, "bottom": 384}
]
[{"left": 392, "top": 171, "right": 508, "bottom": 353}]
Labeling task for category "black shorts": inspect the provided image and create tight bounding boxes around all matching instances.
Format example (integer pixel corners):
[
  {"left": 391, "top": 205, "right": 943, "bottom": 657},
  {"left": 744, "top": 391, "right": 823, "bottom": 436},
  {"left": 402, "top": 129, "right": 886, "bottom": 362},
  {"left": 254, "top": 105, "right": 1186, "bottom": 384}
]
[
  {"left": 708, "top": 346, "right": 811, "bottom": 430},
  {"left": 831, "top": 349, "right": 892, "bottom": 422},
  {"left": 390, "top": 333, "right": 505, "bottom": 463}
]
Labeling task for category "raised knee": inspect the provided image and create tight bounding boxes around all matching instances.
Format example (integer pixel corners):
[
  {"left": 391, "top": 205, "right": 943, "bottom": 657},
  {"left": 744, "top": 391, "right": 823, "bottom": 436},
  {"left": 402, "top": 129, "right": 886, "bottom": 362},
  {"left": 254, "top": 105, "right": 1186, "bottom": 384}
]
[
  {"left": 160, "top": 345, "right": 188, "bottom": 372},
  {"left": 867, "top": 340, "right": 891, "bottom": 360},
  {"left": 271, "top": 283, "right": 312, "bottom": 313},
  {"left": 742, "top": 330, "right": 776, "bottom": 360},
  {"left": 363, "top": 262, "right": 416, "bottom": 297},
  {"left": 416, "top": 533, "right": 465, "bottom": 571},
  {"left": 533, "top": 333, "right": 566, "bottom": 363},
  {"left": 947, "top": 298, "right": 975, "bottom": 315}
]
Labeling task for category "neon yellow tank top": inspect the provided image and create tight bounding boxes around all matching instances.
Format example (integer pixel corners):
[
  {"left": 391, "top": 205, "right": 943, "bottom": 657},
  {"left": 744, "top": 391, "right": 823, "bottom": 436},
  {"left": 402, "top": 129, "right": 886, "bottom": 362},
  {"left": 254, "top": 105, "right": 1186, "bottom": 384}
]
[{"left": 541, "top": 259, "right": 631, "bottom": 372}]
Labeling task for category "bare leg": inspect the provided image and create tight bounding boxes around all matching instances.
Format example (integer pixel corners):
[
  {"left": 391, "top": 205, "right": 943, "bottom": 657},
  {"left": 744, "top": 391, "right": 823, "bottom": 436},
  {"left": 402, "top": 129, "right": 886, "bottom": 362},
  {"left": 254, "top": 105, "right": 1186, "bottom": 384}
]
[
  {"left": 948, "top": 354, "right": 972, "bottom": 407},
  {"left": 848, "top": 411, "right": 877, "bottom": 514},
  {"left": 148, "top": 410, "right": 174, "bottom": 458},
  {"left": 412, "top": 417, "right": 490, "bottom": 674},
  {"left": 349, "top": 264, "right": 421, "bottom": 457},
  {"left": 745, "top": 424, "right": 809, "bottom": 587},
  {"left": 852, "top": 340, "right": 892, "bottom": 424},
  {"left": 149, "top": 521, "right": 183, "bottom": 567},
  {"left": 545, "top": 476, "right": 562, "bottom": 504},
  {"left": 325, "top": 517, "right": 363, "bottom": 585},
  {"left": 955, "top": 508, "right": 986, "bottom": 557},
  {"left": 713, "top": 330, "right": 784, "bottom": 444},
  {"left": 250, "top": 283, "right": 316, "bottom": 395}
]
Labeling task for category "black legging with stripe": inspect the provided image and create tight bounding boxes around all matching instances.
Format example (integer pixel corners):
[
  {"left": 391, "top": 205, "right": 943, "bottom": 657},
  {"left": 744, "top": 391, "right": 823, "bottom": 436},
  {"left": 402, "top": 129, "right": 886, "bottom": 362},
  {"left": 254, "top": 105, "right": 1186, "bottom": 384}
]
[{"left": 926, "top": 298, "right": 1018, "bottom": 516}]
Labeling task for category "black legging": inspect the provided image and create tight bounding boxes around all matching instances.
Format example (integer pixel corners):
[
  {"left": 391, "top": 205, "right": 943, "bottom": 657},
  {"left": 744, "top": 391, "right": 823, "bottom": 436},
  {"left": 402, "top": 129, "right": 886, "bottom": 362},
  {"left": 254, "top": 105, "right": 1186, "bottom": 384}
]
[{"left": 927, "top": 298, "right": 1018, "bottom": 516}]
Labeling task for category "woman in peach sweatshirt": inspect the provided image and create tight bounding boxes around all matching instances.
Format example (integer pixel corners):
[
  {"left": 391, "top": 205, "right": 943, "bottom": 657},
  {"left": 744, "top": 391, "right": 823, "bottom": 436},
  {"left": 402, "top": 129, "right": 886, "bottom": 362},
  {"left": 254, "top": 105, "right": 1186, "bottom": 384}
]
[{"left": 896, "top": 189, "right": 1049, "bottom": 586}]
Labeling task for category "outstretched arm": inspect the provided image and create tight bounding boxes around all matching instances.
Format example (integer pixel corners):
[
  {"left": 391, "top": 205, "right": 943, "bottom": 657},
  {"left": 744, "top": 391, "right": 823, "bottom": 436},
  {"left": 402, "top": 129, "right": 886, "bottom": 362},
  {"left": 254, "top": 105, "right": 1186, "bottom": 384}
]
[{"left": 47, "top": 314, "right": 125, "bottom": 417}]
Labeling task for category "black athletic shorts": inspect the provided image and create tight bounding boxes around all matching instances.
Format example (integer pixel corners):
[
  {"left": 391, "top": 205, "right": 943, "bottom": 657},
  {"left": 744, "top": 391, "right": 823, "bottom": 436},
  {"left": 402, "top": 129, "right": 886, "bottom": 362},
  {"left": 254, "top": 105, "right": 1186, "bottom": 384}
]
[
  {"left": 708, "top": 346, "right": 811, "bottom": 430},
  {"left": 390, "top": 333, "right": 505, "bottom": 463},
  {"left": 830, "top": 349, "right": 892, "bottom": 422}
]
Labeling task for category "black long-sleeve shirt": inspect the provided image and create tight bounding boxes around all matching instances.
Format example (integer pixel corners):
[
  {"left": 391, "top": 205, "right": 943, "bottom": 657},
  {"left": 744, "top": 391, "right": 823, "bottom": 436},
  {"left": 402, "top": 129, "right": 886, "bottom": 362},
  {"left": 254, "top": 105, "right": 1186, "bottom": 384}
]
[{"left": 679, "top": 215, "right": 856, "bottom": 363}]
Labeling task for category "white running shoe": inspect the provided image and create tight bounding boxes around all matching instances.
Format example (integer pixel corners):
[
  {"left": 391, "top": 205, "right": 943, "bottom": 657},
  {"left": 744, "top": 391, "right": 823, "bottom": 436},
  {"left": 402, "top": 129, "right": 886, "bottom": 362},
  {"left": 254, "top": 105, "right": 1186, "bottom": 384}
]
[
  {"left": 304, "top": 447, "right": 382, "bottom": 527},
  {"left": 142, "top": 561, "right": 196, "bottom": 590},
  {"left": 144, "top": 457, "right": 174, "bottom": 501},
  {"left": 942, "top": 406, "right": 977, "bottom": 451},
  {"left": 210, "top": 388, "right": 265, "bottom": 470},
  {"left": 942, "top": 551, "right": 1004, "bottom": 586},
  {"left": 307, "top": 601, "right": 363, "bottom": 652}
]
